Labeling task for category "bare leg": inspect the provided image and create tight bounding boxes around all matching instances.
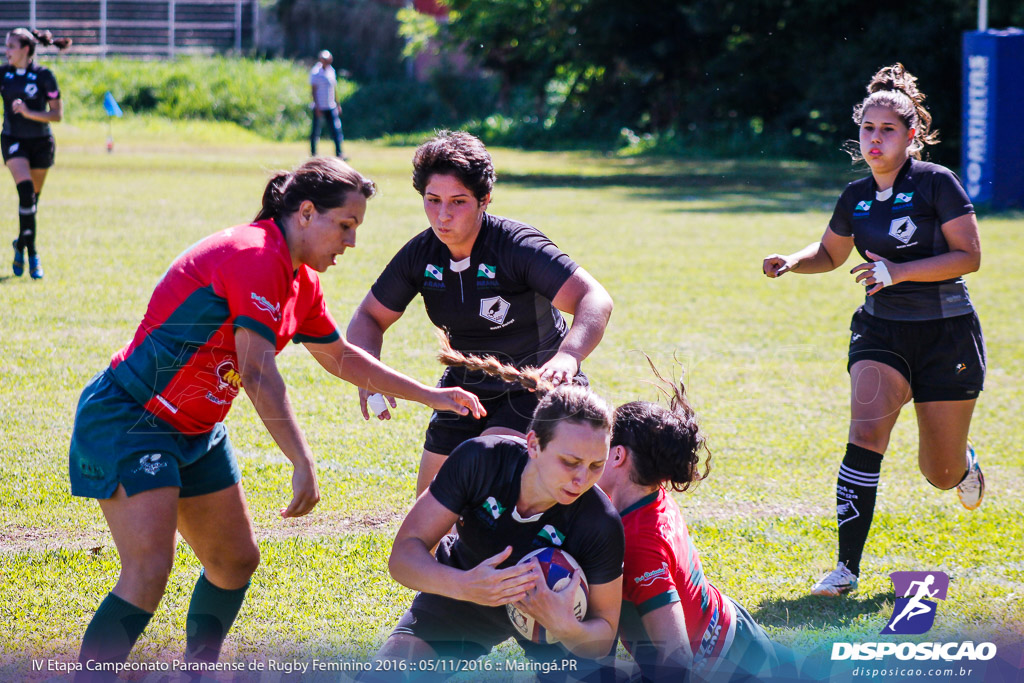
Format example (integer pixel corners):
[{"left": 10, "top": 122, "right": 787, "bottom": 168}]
[{"left": 914, "top": 400, "right": 976, "bottom": 489}]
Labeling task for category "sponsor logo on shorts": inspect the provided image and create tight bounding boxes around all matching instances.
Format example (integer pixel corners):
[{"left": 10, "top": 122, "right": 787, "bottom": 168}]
[
  {"left": 889, "top": 216, "right": 918, "bottom": 244},
  {"left": 135, "top": 453, "right": 168, "bottom": 476},
  {"left": 634, "top": 562, "right": 670, "bottom": 587},
  {"left": 250, "top": 292, "right": 281, "bottom": 321},
  {"left": 479, "top": 296, "right": 511, "bottom": 325},
  {"left": 8, "top": 142, "right": 19, "bottom": 154},
  {"left": 955, "top": 363, "right": 967, "bottom": 374}
]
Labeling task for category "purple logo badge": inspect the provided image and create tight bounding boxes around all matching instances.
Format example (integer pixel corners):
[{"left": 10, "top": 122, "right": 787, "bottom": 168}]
[{"left": 882, "top": 571, "right": 949, "bottom": 634}]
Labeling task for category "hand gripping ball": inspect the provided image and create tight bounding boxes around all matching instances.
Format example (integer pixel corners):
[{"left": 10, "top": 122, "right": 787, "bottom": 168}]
[{"left": 506, "top": 547, "right": 589, "bottom": 644}]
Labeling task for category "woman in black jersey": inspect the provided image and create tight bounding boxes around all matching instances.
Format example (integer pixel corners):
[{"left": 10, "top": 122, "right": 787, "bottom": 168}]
[
  {"left": 3, "top": 28, "right": 70, "bottom": 280},
  {"left": 762, "top": 64, "right": 985, "bottom": 597},
  {"left": 347, "top": 130, "right": 613, "bottom": 495},
  {"left": 372, "top": 350, "right": 623, "bottom": 676}
]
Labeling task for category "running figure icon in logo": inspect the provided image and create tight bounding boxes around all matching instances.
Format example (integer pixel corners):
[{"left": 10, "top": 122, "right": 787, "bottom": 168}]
[{"left": 883, "top": 571, "right": 949, "bottom": 634}]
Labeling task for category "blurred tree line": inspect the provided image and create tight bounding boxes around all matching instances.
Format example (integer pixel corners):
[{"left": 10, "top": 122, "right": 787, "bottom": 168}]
[{"left": 271, "top": 0, "right": 1024, "bottom": 159}]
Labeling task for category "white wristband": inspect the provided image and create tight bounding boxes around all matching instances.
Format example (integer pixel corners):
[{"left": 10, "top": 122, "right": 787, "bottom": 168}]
[
  {"left": 368, "top": 393, "right": 388, "bottom": 417},
  {"left": 872, "top": 261, "right": 893, "bottom": 288}
]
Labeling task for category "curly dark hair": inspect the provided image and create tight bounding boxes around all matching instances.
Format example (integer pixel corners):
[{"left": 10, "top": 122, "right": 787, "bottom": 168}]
[
  {"left": 412, "top": 130, "right": 495, "bottom": 202},
  {"left": 611, "top": 358, "right": 712, "bottom": 492}
]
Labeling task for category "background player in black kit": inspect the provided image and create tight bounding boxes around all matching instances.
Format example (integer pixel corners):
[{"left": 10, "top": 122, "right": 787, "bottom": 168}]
[
  {"left": 372, "top": 356, "right": 623, "bottom": 677},
  {"left": 763, "top": 64, "right": 986, "bottom": 597},
  {"left": 347, "top": 130, "right": 614, "bottom": 495},
  {"left": 3, "top": 28, "right": 71, "bottom": 279}
]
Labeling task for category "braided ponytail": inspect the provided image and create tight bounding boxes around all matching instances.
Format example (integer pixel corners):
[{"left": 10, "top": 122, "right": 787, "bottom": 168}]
[
  {"left": 851, "top": 63, "right": 938, "bottom": 160},
  {"left": 8, "top": 28, "right": 72, "bottom": 57},
  {"left": 436, "top": 331, "right": 611, "bottom": 449},
  {"left": 436, "top": 330, "right": 554, "bottom": 394}
]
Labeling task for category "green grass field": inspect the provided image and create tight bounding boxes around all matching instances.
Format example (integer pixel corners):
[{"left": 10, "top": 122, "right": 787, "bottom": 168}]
[{"left": 1, "top": 119, "right": 1022, "bottom": 680}]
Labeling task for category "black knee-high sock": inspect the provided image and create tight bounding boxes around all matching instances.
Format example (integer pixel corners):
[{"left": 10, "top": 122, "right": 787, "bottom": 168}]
[
  {"left": 76, "top": 592, "right": 153, "bottom": 681},
  {"left": 15, "top": 180, "right": 36, "bottom": 256},
  {"left": 836, "top": 443, "right": 883, "bottom": 576},
  {"left": 185, "top": 572, "right": 249, "bottom": 664}
]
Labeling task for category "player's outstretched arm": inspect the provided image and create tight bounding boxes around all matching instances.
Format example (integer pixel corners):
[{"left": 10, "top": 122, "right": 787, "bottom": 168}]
[
  {"left": 542, "top": 267, "right": 614, "bottom": 385},
  {"left": 303, "top": 334, "right": 485, "bottom": 421},
  {"left": 344, "top": 292, "right": 404, "bottom": 418},
  {"left": 515, "top": 574, "right": 622, "bottom": 659},
  {"left": 763, "top": 226, "right": 854, "bottom": 277},
  {"left": 388, "top": 493, "right": 538, "bottom": 606},
  {"left": 235, "top": 327, "right": 320, "bottom": 518}
]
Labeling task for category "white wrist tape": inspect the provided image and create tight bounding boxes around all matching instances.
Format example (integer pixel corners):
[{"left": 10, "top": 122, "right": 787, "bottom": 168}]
[
  {"left": 872, "top": 261, "right": 893, "bottom": 288},
  {"left": 368, "top": 393, "right": 388, "bottom": 417}
]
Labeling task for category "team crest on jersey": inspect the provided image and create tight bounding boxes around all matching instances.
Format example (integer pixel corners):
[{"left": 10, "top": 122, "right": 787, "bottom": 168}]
[
  {"left": 479, "top": 296, "right": 511, "bottom": 325},
  {"left": 894, "top": 192, "right": 914, "bottom": 207},
  {"left": 250, "top": 292, "right": 281, "bottom": 321},
  {"left": 483, "top": 496, "right": 506, "bottom": 519},
  {"left": 535, "top": 524, "right": 565, "bottom": 546},
  {"left": 477, "top": 263, "right": 496, "bottom": 279},
  {"left": 425, "top": 264, "right": 444, "bottom": 281},
  {"left": 24, "top": 83, "right": 37, "bottom": 98},
  {"left": 854, "top": 200, "right": 872, "bottom": 216},
  {"left": 216, "top": 359, "right": 243, "bottom": 392},
  {"left": 134, "top": 454, "right": 168, "bottom": 476},
  {"left": 889, "top": 216, "right": 918, "bottom": 244}
]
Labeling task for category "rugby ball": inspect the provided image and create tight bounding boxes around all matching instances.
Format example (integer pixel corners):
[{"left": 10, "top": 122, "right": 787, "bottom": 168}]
[{"left": 506, "top": 547, "right": 588, "bottom": 644}]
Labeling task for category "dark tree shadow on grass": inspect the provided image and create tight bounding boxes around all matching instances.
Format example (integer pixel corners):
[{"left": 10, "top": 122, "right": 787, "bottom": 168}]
[
  {"left": 499, "top": 159, "right": 861, "bottom": 214},
  {"left": 752, "top": 590, "right": 896, "bottom": 629}
]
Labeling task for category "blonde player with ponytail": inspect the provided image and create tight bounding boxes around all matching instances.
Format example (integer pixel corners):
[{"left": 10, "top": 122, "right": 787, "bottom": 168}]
[{"left": 372, "top": 339, "right": 624, "bottom": 677}]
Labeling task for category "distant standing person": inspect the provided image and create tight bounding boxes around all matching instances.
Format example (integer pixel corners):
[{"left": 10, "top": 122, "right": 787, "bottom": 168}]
[
  {"left": 310, "top": 49, "right": 345, "bottom": 158},
  {"left": 762, "top": 64, "right": 985, "bottom": 597},
  {"left": 2, "top": 28, "right": 71, "bottom": 280}
]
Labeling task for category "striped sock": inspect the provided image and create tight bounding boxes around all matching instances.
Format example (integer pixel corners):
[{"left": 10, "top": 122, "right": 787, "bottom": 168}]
[{"left": 836, "top": 443, "right": 883, "bottom": 576}]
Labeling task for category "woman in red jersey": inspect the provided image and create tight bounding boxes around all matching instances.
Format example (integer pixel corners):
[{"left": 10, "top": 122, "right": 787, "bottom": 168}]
[{"left": 68, "top": 157, "right": 484, "bottom": 680}]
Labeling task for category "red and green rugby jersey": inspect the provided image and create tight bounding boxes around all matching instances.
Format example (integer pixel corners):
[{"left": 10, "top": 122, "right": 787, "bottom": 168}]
[
  {"left": 619, "top": 488, "right": 735, "bottom": 671},
  {"left": 109, "top": 219, "right": 340, "bottom": 434}
]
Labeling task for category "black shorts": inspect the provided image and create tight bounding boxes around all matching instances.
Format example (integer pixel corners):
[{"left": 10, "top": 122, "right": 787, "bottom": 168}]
[
  {"left": 847, "top": 307, "right": 985, "bottom": 403},
  {"left": 423, "top": 368, "right": 589, "bottom": 456},
  {"left": 389, "top": 596, "right": 607, "bottom": 680},
  {"left": 1, "top": 134, "right": 55, "bottom": 168}
]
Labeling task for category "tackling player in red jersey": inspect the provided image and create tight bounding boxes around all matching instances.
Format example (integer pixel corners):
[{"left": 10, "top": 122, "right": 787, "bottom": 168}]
[{"left": 68, "top": 157, "right": 484, "bottom": 680}]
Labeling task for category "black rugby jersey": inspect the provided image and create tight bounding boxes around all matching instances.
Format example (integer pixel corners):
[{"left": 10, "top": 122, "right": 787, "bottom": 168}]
[
  {"left": 1, "top": 63, "right": 60, "bottom": 137},
  {"left": 430, "top": 435, "right": 624, "bottom": 585},
  {"left": 371, "top": 213, "right": 578, "bottom": 390},
  {"left": 829, "top": 158, "right": 975, "bottom": 321}
]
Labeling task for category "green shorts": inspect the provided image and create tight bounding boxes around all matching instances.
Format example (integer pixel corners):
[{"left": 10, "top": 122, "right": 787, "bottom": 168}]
[{"left": 69, "top": 370, "right": 240, "bottom": 499}]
